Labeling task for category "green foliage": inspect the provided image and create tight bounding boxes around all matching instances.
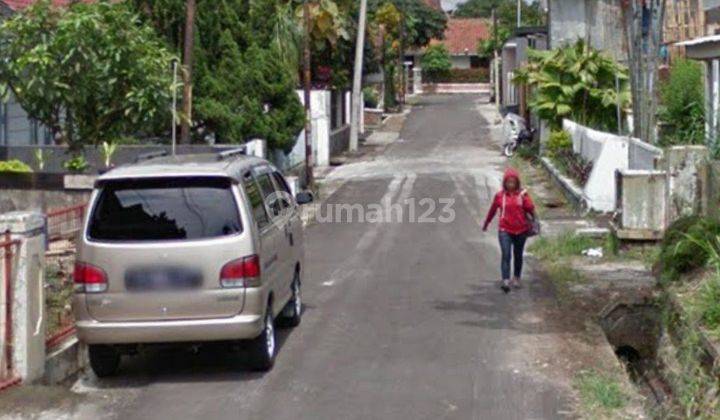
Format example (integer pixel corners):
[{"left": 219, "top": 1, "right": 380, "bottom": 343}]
[
  {"left": 421, "top": 44, "right": 452, "bottom": 80},
  {"left": 63, "top": 155, "right": 89, "bottom": 173},
  {"left": 659, "top": 216, "right": 720, "bottom": 282},
  {"left": 461, "top": 0, "right": 544, "bottom": 58},
  {"left": 546, "top": 130, "right": 572, "bottom": 157},
  {"left": 363, "top": 87, "right": 379, "bottom": 108},
  {"left": 0, "top": 1, "right": 175, "bottom": 151},
  {"left": 100, "top": 141, "right": 118, "bottom": 168},
  {"left": 528, "top": 232, "right": 600, "bottom": 261},
  {"left": 371, "top": 0, "right": 446, "bottom": 110},
  {"left": 132, "top": 0, "right": 305, "bottom": 151},
  {"left": 574, "top": 371, "right": 627, "bottom": 413},
  {"left": 424, "top": 67, "right": 489, "bottom": 83},
  {"left": 697, "top": 276, "right": 720, "bottom": 332},
  {"left": 513, "top": 40, "right": 630, "bottom": 131},
  {"left": 34, "top": 149, "right": 45, "bottom": 171},
  {"left": 659, "top": 59, "right": 705, "bottom": 147},
  {"left": 0, "top": 159, "right": 32, "bottom": 173}
]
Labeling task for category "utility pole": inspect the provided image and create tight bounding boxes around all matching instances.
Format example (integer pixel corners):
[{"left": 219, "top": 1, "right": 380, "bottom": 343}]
[
  {"left": 349, "top": 0, "right": 368, "bottom": 152},
  {"left": 172, "top": 60, "right": 178, "bottom": 156},
  {"left": 517, "top": 0, "right": 521, "bottom": 28},
  {"left": 180, "top": 0, "right": 196, "bottom": 145},
  {"left": 398, "top": 7, "right": 406, "bottom": 107},
  {"left": 303, "top": 0, "right": 314, "bottom": 187},
  {"left": 493, "top": 8, "right": 500, "bottom": 108}
]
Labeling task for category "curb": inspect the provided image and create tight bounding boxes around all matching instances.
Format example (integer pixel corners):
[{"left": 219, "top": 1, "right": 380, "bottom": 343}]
[
  {"left": 44, "top": 335, "right": 85, "bottom": 385},
  {"left": 539, "top": 157, "right": 586, "bottom": 210}
]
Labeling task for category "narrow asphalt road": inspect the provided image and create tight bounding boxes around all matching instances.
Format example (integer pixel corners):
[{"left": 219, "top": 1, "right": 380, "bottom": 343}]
[{"left": 25, "top": 95, "right": 573, "bottom": 420}]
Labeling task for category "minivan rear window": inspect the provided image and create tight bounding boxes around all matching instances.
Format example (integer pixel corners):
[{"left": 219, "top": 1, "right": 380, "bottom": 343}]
[{"left": 88, "top": 177, "right": 242, "bottom": 241}]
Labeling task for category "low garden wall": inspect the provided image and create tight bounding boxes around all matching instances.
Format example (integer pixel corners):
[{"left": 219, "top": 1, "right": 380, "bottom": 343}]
[
  {"left": 562, "top": 120, "right": 663, "bottom": 212},
  {"left": 0, "top": 144, "right": 241, "bottom": 174}
]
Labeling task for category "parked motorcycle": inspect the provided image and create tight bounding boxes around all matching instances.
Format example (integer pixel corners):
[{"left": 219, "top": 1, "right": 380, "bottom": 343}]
[{"left": 502, "top": 113, "right": 535, "bottom": 157}]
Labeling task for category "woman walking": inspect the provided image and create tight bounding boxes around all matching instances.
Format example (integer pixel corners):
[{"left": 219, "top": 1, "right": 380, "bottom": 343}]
[{"left": 482, "top": 168, "right": 536, "bottom": 293}]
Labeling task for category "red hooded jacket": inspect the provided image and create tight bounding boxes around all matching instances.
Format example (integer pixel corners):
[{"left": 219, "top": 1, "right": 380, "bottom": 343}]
[{"left": 482, "top": 168, "right": 535, "bottom": 235}]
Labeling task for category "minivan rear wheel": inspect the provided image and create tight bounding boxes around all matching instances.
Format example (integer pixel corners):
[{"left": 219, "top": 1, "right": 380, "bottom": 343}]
[
  {"left": 280, "top": 274, "right": 302, "bottom": 328},
  {"left": 88, "top": 345, "right": 121, "bottom": 378},
  {"left": 248, "top": 306, "right": 276, "bottom": 371}
]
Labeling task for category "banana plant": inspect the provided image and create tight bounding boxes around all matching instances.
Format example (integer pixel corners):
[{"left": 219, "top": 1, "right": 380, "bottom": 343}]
[
  {"left": 100, "top": 141, "right": 117, "bottom": 168},
  {"left": 513, "top": 40, "right": 630, "bottom": 132}
]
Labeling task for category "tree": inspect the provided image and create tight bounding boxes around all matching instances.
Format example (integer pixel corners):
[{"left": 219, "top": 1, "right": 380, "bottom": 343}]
[
  {"left": 132, "top": 0, "right": 305, "bottom": 150},
  {"left": 621, "top": 0, "right": 665, "bottom": 143},
  {"left": 0, "top": 0, "right": 175, "bottom": 151},
  {"left": 659, "top": 59, "right": 705, "bottom": 146},
  {"left": 513, "top": 40, "right": 630, "bottom": 132},
  {"left": 421, "top": 44, "right": 451, "bottom": 81},
  {"left": 475, "top": 0, "right": 544, "bottom": 59},
  {"left": 370, "top": 0, "right": 446, "bottom": 109}
]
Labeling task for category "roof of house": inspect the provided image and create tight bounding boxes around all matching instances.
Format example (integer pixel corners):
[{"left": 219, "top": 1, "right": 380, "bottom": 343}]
[
  {"left": 424, "top": 0, "right": 443, "bottom": 11},
  {"left": 430, "top": 18, "right": 489, "bottom": 55},
  {"left": 2, "top": 0, "right": 92, "bottom": 11}
]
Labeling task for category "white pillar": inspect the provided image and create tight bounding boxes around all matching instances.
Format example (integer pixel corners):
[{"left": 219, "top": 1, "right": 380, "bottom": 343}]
[
  {"left": 0, "top": 211, "right": 46, "bottom": 383},
  {"left": 413, "top": 67, "right": 423, "bottom": 94},
  {"left": 246, "top": 138, "right": 267, "bottom": 159}
]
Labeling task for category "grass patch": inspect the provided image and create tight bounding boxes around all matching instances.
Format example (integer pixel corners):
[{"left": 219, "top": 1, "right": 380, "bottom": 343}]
[
  {"left": 661, "top": 300, "right": 720, "bottom": 419},
  {"left": 574, "top": 370, "right": 627, "bottom": 416},
  {"left": 528, "top": 232, "right": 601, "bottom": 261}
]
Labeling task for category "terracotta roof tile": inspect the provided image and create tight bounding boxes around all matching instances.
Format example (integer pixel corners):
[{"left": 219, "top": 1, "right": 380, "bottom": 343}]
[
  {"left": 431, "top": 18, "right": 489, "bottom": 55},
  {"left": 424, "top": 0, "right": 442, "bottom": 10}
]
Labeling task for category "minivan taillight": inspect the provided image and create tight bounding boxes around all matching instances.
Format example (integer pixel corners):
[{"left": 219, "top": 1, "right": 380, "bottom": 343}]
[
  {"left": 73, "top": 262, "right": 108, "bottom": 293},
  {"left": 220, "top": 255, "right": 261, "bottom": 288}
]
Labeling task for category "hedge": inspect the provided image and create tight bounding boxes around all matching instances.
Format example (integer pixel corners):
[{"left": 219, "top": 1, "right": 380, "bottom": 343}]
[{"left": 423, "top": 68, "right": 489, "bottom": 83}]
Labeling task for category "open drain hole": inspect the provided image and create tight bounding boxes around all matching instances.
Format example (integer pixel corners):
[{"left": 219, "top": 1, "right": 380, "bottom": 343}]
[{"left": 600, "top": 303, "right": 673, "bottom": 406}]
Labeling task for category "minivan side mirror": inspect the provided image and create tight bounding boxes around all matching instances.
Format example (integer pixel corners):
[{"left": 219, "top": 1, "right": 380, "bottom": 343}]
[{"left": 296, "top": 191, "right": 314, "bottom": 205}]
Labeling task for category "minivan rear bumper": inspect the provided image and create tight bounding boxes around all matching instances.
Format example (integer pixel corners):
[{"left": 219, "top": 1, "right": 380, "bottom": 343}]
[{"left": 76, "top": 313, "right": 264, "bottom": 344}]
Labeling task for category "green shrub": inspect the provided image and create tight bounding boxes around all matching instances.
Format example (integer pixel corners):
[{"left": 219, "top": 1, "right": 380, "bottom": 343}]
[
  {"left": 513, "top": 40, "right": 630, "bottom": 131},
  {"left": 363, "top": 87, "right": 379, "bottom": 109},
  {"left": 0, "top": 159, "right": 32, "bottom": 173},
  {"left": 659, "top": 216, "right": 720, "bottom": 281},
  {"left": 63, "top": 155, "right": 90, "bottom": 173},
  {"left": 421, "top": 44, "right": 452, "bottom": 80},
  {"left": 424, "top": 68, "right": 489, "bottom": 83},
  {"left": 659, "top": 59, "right": 705, "bottom": 147},
  {"left": 546, "top": 130, "right": 572, "bottom": 157},
  {"left": 697, "top": 276, "right": 720, "bottom": 332}
]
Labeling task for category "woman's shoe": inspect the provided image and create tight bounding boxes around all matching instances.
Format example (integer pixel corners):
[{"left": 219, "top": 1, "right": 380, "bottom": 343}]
[
  {"left": 501, "top": 279, "right": 511, "bottom": 293},
  {"left": 511, "top": 278, "right": 522, "bottom": 289}
]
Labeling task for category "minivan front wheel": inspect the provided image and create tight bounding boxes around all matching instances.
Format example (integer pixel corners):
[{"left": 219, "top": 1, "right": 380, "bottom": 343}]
[
  {"left": 88, "top": 345, "right": 121, "bottom": 378},
  {"left": 249, "top": 307, "right": 276, "bottom": 371}
]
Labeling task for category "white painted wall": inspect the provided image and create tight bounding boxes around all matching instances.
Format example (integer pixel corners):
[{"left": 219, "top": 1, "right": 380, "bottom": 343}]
[
  {"left": 564, "top": 120, "right": 662, "bottom": 212},
  {"left": 450, "top": 56, "right": 472, "bottom": 69}
]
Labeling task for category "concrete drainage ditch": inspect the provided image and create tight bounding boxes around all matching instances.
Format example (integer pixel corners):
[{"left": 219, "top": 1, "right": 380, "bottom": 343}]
[{"left": 598, "top": 301, "right": 674, "bottom": 408}]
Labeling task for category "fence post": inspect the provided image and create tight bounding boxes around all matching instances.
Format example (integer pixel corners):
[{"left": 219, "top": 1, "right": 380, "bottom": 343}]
[
  {"left": 413, "top": 67, "right": 423, "bottom": 94},
  {"left": 0, "top": 211, "right": 46, "bottom": 383}
]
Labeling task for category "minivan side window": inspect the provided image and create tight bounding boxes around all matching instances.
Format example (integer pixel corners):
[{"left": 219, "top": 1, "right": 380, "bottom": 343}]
[
  {"left": 271, "top": 172, "right": 293, "bottom": 209},
  {"left": 243, "top": 173, "right": 269, "bottom": 229},
  {"left": 255, "top": 172, "right": 282, "bottom": 218}
]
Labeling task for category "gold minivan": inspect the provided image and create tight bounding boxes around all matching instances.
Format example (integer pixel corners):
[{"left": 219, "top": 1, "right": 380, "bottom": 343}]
[{"left": 72, "top": 151, "right": 311, "bottom": 376}]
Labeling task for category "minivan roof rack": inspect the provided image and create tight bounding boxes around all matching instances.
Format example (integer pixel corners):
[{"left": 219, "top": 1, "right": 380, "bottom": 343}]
[
  {"left": 135, "top": 150, "right": 169, "bottom": 163},
  {"left": 217, "top": 146, "right": 247, "bottom": 161}
]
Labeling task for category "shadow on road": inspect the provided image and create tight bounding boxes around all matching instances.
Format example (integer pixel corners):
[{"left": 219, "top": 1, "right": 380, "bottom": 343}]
[{"left": 86, "top": 322, "right": 300, "bottom": 389}]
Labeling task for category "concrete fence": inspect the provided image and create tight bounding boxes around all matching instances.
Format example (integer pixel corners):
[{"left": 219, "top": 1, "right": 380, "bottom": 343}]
[
  {"left": 280, "top": 89, "right": 353, "bottom": 171},
  {"left": 0, "top": 212, "right": 46, "bottom": 387},
  {"left": 563, "top": 120, "right": 663, "bottom": 212}
]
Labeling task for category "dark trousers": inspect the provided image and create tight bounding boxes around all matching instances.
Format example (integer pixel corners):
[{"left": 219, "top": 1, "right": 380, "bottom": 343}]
[{"left": 499, "top": 231, "right": 527, "bottom": 280}]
